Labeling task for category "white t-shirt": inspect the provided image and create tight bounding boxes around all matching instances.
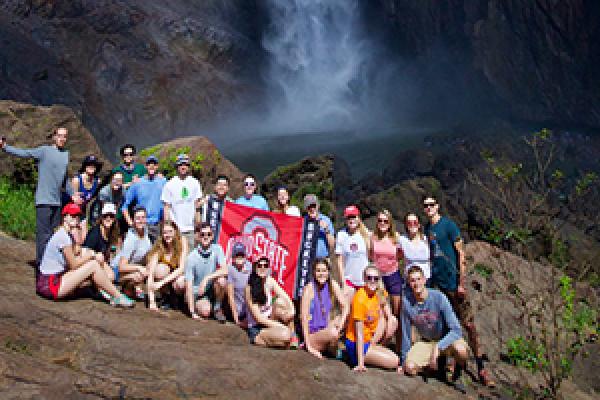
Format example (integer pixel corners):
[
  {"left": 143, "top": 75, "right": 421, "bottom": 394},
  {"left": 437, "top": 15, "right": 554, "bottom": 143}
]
[
  {"left": 39, "top": 228, "right": 72, "bottom": 275},
  {"left": 335, "top": 229, "right": 369, "bottom": 286},
  {"left": 398, "top": 235, "right": 431, "bottom": 280},
  {"left": 161, "top": 175, "right": 202, "bottom": 232},
  {"left": 285, "top": 205, "right": 301, "bottom": 217}
]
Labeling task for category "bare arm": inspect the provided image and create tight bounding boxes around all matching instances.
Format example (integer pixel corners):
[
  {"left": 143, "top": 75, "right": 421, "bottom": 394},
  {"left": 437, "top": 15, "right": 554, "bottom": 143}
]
[
  {"left": 300, "top": 284, "right": 314, "bottom": 343},
  {"left": 186, "top": 279, "right": 197, "bottom": 317},
  {"left": 454, "top": 239, "right": 466, "bottom": 287},
  {"left": 163, "top": 203, "right": 172, "bottom": 222},
  {"left": 63, "top": 244, "right": 97, "bottom": 270},
  {"left": 245, "top": 286, "right": 284, "bottom": 329},
  {"left": 227, "top": 282, "right": 238, "bottom": 323},
  {"left": 337, "top": 255, "right": 345, "bottom": 288},
  {"left": 332, "top": 280, "right": 350, "bottom": 325},
  {"left": 269, "top": 276, "right": 293, "bottom": 309},
  {"left": 355, "top": 320, "right": 366, "bottom": 370},
  {"left": 198, "top": 267, "right": 228, "bottom": 296}
]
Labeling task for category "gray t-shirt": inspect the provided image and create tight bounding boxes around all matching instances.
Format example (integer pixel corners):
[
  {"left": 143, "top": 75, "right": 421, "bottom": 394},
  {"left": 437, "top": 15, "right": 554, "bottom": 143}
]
[
  {"left": 185, "top": 244, "right": 225, "bottom": 290},
  {"left": 3, "top": 145, "right": 69, "bottom": 206},
  {"left": 227, "top": 261, "right": 252, "bottom": 315},
  {"left": 39, "top": 227, "right": 72, "bottom": 275},
  {"left": 116, "top": 228, "right": 152, "bottom": 266}
]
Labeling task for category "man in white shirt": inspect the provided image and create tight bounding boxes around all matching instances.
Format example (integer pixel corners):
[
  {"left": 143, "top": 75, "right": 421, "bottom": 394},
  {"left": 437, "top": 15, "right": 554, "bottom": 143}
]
[{"left": 161, "top": 154, "right": 203, "bottom": 251}]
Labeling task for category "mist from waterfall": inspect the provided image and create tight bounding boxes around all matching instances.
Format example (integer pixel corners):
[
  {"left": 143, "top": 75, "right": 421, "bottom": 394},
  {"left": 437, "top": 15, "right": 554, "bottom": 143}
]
[{"left": 261, "top": 0, "right": 375, "bottom": 133}]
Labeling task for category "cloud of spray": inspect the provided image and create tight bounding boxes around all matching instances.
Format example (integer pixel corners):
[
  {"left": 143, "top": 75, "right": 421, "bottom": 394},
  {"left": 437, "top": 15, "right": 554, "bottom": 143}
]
[{"left": 259, "top": 0, "right": 389, "bottom": 133}]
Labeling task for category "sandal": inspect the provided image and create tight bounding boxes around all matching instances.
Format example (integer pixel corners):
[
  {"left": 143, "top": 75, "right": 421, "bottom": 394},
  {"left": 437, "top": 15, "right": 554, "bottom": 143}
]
[
  {"left": 111, "top": 294, "right": 135, "bottom": 308},
  {"left": 479, "top": 368, "right": 496, "bottom": 388}
]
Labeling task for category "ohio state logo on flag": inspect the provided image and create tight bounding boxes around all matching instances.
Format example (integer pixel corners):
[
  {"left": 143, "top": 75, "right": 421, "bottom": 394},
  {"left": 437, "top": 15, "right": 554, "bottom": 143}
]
[{"left": 216, "top": 201, "right": 317, "bottom": 299}]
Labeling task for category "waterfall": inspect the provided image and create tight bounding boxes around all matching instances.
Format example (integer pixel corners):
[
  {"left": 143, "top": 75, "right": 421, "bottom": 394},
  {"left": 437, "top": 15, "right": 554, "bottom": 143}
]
[{"left": 262, "top": 0, "right": 370, "bottom": 132}]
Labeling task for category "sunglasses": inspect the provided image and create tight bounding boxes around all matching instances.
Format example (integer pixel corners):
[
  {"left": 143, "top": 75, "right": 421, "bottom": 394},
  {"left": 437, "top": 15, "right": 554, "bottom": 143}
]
[
  {"left": 423, "top": 202, "right": 437, "bottom": 208},
  {"left": 365, "top": 275, "right": 380, "bottom": 282},
  {"left": 346, "top": 215, "right": 358, "bottom": 220},
  {"left": 103, "top": 214, "right": 116, "bottom": 219},
  {"left": 123, "top": 152, "right": 134, "bottom": 156},
  {"left": 257, "top": 263, "right": 269, "bottom": 269},
  {"left": 377, "top": 218, "right": 389, "bottom": 224},
  {"left": 406, "top": 220, "right": 419, "bottom": 227},
  {"left": 244, "top": 181, "right": 256, "bottom": 187},
  {"left": 198, "top": 232, "right": 213, "bottom": 238}
]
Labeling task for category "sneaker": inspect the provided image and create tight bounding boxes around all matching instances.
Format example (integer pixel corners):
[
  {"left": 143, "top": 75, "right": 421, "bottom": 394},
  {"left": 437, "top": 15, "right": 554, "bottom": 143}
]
[
  {"left": 289, "top": 334, "right": 299, "bottom": 350},
  {"left": 99, "top": 289, "right": 112, "bottom": 302},
  {"left": 111, "top": 294, "right": 135, "bottom": 308},
  {"left": 135, "top": 287, "right": 146, "bottom": 301}
]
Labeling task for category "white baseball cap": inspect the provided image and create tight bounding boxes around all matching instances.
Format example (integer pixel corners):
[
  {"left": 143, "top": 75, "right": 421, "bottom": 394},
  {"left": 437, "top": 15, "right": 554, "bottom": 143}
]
[{"left": 101, "top": 203, "right": 117, "bottom": 216}]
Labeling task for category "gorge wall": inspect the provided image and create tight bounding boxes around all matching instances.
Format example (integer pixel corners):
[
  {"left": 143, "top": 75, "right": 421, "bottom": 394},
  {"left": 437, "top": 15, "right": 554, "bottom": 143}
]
[{"left": 0, "top": 0, "right": 599, "bottom": 157}]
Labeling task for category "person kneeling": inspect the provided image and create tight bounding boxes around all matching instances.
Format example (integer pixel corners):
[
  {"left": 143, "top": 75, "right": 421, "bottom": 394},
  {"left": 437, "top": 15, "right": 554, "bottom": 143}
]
[
  {"left": 401, "top": 265, "right": 468, "bottom": 391},
  {"left": 36, "top": 203, "right": 134, "bottom": 307},
  {"left": 300, "top": 258, "right": 349, "bottom": 359},
  {"left": 185, "top": 223, "right": 227, "bottom": 321},
  {"left": 345, "top": 266, "right": 400, "bottom": 372},
  {"left": 245, "top": 257, "right": 295, "bottom": 348}
]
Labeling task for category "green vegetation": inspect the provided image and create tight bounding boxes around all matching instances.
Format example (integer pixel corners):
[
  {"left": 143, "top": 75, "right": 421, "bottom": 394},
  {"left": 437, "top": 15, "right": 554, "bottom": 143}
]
[
  {"left": 506, "top": 336, "right": 548, "bottom": 371},
  {"left": 140, "top": 145, "right": 205, "bottom": 179},
  {"left": 473, "top": 263, "right": 493, "bottom": 278},
  {"left": 0, "top": 177, "right": 36, "bottom": 240}
]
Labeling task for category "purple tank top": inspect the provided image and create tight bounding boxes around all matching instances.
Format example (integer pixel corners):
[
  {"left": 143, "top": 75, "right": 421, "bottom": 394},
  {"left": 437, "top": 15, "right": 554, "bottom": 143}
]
[{"left": 309, "top": 282, "right": 332, "bottom": 334}]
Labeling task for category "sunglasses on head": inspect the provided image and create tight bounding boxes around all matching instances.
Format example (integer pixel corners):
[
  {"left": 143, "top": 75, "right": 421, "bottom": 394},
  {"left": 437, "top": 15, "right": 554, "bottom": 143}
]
[
  {"left": 244, "top": 181, "right": 256, "bottom": 187},
  {"left": 365, "top": 275, "right": 380, "bottom": 282}
]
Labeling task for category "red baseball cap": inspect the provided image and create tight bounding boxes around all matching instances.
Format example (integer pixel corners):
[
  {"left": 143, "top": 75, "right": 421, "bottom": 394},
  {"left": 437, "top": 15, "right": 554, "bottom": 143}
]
[
  {"left": 344, "top": 205, "right": 360, "bottom": 218},
  {"left": 61, "top": 203, "right": 82, "bottom": 216}
]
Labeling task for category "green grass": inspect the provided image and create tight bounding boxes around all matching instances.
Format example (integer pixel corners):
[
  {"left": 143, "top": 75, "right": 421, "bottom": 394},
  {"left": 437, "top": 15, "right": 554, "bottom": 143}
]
[
  {"left": 0, "top": 177, "right": 36, "bottom": 240},
  {"left": 473, "top": 263, "right": 493, "bottom": 278}
]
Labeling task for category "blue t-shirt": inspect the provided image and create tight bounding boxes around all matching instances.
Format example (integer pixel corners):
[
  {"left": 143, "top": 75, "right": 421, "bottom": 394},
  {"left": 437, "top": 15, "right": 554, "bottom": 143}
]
[
  {"left": 424, "top": 216, "right": 461, "bottom": 291},
  {"left": 235, "top": 194, "right": 269, "bottom": 211},
  {"left": 185, "top": 244, "right": 226, "bottom": 292},
  {"left": 122, "top": 176, "right": 166, "bottom": 224},
  {"left": 400, "top": 289, "right": 462, "bottom": 364},
  {"left": 314, "top": 213, "right": 334, "bottom": 258}
]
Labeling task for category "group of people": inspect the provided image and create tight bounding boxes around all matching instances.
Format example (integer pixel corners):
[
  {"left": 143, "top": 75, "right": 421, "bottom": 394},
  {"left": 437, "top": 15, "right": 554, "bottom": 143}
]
[{"left": 1, "top": 128, "right": 495, "bottom": 392}]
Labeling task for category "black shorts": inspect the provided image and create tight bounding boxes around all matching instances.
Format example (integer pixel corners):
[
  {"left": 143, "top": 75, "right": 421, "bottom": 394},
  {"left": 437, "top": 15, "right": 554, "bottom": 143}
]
[{"left": 247, "top": 326, "right": 263, "bottom": 344}]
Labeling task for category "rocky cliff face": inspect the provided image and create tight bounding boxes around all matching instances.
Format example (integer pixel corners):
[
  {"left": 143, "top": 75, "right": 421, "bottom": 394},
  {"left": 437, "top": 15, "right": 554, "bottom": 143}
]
[
  {"left": 0, "top": 0, "right": 263, "bottom": 159},
  {"left": 375, "top": 0, "right": 600, "bottom": 128}
]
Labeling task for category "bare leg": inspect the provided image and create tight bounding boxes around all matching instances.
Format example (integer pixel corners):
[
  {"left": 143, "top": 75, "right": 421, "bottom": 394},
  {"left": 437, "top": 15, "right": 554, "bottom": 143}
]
[
  {"left": 391, "top": 295, "right": 402, "bottom": 353},
  {"left": 196, "top": 299, "right": 212, "bottom": 318},
  {"left": 254, "top": 326, "right": 292, "bottom": 348},
  {"left": 364, "top": 344, "right": 399, "bottom": 370},
  {"left": 172, "top": 275, "right": 186, "bottom": 294},
  {"left": 148, "top": 263, "right": 169, "bottom": 309},
  {"left": 58, "top": 260, "right": 121, "bottom": 299},
  {"left": 307, "top": 323, "right": 340, "bottom": 353},
  {"left": 273, "top": 297, "right": 295, "bottom": 334}
]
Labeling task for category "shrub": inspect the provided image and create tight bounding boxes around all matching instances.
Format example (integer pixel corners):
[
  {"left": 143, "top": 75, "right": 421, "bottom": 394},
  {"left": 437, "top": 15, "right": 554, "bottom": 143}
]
[{"left": 0, "top": 177, "right": 36, "bottom": 240}]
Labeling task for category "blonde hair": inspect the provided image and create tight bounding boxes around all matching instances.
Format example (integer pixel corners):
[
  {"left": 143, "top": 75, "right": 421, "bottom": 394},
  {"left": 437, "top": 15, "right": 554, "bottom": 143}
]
[
  {"left": 363, "top": 264, "right": 386, "bottom": 307},
  {"left": 373, "top": 209, "right": 400, "bottom": 244},
  {"left": 149, "top": 220, "right": 183, "bottom": 263}
]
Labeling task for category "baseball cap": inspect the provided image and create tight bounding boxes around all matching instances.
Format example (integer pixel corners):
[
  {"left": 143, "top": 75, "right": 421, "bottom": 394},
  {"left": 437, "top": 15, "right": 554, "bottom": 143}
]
[
  {"left": 62, "top": 203, "right": 82, "bottom": 216},
  {"left": 303, "top": 194, "right": 319, "bottom": 210},
  {"left": 145, "top": 155, "right": 159, "bottom": 165},
  {"left": 232, "top": 242, "right": 246, "bottom": 257},
  {"left": 101, "top": 203, "right": 117, "bottom": 215},
  {"left": 175, "top": 153, "right": 190, "bottom": 166},
  {"left": 344, "top": 205, "right": 360, "bottom": 218}
]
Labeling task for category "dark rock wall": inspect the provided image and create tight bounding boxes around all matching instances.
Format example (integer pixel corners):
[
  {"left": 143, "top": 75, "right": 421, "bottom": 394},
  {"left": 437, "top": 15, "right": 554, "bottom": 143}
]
[
  {"left": 0, "top": 0, "right": 263, "bottom": 160},
  {"left": 376, "top": 0, "right": 600, "bottom": 128}
]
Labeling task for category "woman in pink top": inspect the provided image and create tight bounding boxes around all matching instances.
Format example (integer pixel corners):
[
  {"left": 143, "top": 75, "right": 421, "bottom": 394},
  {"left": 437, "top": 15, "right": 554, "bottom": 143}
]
[{"left": 369, "top": 209, "right": 402, "bottom": 352}]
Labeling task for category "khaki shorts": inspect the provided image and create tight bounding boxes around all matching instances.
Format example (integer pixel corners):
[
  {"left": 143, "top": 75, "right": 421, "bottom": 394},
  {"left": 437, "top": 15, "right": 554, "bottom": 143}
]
[{"left": 405, "top": 338, "right": 468, "bottom": 368}]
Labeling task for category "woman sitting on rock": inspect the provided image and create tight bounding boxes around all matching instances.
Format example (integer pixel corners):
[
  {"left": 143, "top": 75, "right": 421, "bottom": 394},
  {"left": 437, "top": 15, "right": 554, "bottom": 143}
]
[
  {"left": 345, "top": 265, "right": 399, "bottom": 372},
  {"left": 147, "top": 220, "right": 188, "bottom": 310},
  {"left": 113, "top": 206, "right": 151, "bottom": 299},
  {"left": 82, "top": 203, "right": 120, "bottom": 282},
  {"left": 245, "top": 257, "right": 296, "bottom": 348},
  {"left": 35, "top": 203, "right": 134, "bottom": 307},
  {"left": 300, "top": 258, "right": 349, "bottom": 359}
]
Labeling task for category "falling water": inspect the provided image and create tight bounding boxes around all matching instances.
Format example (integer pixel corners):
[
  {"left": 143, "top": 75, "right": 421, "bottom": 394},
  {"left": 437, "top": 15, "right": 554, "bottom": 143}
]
[{"left": 262, "top": 0, "right": 371, "bottom": 132}]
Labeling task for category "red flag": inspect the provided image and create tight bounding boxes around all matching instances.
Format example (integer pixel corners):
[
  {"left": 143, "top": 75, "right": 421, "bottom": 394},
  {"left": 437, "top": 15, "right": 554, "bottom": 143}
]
[{"left": 217, "top": 201, "right": 304, "bottom": 298}]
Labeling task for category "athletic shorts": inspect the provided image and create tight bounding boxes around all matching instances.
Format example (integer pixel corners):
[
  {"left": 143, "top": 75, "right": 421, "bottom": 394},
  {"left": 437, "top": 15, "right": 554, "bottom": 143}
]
[
  {"left": 247, "top": 326, "right": 263, "bottom": 344},
  {"left": 405, "top": 339, "right": 468, "bottom": 368},
  {"left": 382, "top": 270, "right": 403, "bottom": 296},
  {"left": 345, "top": 279, "right": 363, "bottom": 290},
  {"left": 36, "top": 272, "right": 63, "bottom": 300},
  {"left": 345, "top": 338, "right": 371, "bottom": 367}
]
